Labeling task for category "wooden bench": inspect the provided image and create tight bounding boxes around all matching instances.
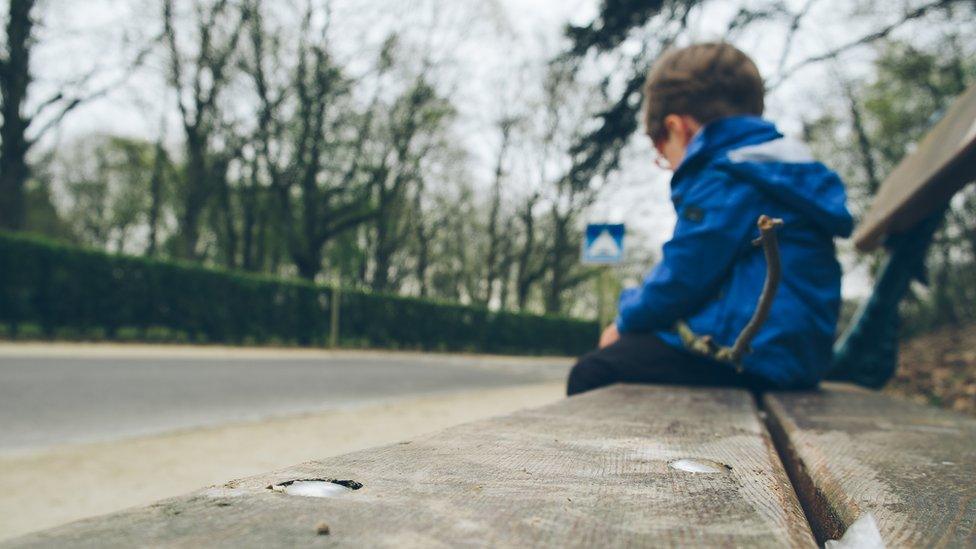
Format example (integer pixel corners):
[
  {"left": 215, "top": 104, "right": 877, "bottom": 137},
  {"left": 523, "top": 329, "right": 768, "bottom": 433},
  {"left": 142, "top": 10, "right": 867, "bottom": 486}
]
[
  {"left": 7, "top": 383, "right": 974, "bottom": 547},
  {"left": 850, "top": 83, "right": 976, "bottom": 253},
  {"left": 5, "top": 385, "right": 816, "bottom": 547},
  {"left": 831, "top": 83, "right": 976, "bottom": 387},
  {"left": 765, "top": 384, "right": 976, "bottom": 546}
]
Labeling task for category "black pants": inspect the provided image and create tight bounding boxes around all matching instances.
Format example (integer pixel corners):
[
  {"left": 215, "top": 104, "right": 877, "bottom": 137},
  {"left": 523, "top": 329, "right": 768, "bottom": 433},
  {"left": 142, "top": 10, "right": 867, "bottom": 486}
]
[{"left": 566, "top": 332, "right": 771, "bottom": 396}]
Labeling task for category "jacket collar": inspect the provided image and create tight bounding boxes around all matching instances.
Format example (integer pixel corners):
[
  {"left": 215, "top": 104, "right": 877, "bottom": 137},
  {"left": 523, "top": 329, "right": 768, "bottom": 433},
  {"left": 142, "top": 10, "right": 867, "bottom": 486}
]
[{"left": 671, "top": 116, "right": 782, "bottom": 189}]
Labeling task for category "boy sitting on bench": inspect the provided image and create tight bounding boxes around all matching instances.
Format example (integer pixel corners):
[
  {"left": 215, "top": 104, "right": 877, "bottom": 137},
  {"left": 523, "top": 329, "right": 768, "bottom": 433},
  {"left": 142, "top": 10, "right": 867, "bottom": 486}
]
[{"left": 568, "top": 43, "right": 854, "bottom": 395}]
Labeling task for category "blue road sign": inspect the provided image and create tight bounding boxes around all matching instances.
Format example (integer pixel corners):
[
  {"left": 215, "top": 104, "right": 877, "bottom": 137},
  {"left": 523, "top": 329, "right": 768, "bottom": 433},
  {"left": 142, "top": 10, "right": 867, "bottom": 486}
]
[{"left": 582, "top": 223, "right": 625, "bottom": 264}]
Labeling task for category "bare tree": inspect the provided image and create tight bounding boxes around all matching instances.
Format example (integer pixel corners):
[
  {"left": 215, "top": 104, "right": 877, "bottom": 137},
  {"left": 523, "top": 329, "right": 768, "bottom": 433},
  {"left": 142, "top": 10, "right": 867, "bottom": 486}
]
[
  {"left": 0, "top": 0, "right": 126, "bottom": 230},
  {"left": 367, "top": 72, "right": 454, "bottom": 291},
  {"left": 481, "top": 115, "right": 516, "bottom": 306},
  {"left": 161, "top": 0, "right": 248, "bottom": 259},
  {"left": 243, "top": 0, "right": 379, "bottom": 280},
  {"left": 536, "top": 62, "right": 600, "bottom": 314}
]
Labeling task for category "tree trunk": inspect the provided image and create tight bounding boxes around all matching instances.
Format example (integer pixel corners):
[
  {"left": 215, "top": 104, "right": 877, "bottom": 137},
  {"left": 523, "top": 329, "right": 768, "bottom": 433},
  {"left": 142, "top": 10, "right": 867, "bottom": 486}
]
[
  {"left": 498, "top": 260, "right": 511, "bottom": 311},
  {"left": 241, "top": 180, "right": 258, "bottom": 270},
  {"left": 416, "top": 243, "right": 430, "bottom": 297},
  {"left": 254, "top": 196, "right": 269, "bottom": 272},
  {"left": 357, "top": 227, "right": 370, "bottom": 286},
  {"left": 845, "top": 84, "right": 881, "bottom": 198},
  {"left": 412, "top": 187, "right": 430, "bottom": 298},
  {"left": 0, "top": 0, "right": 35, "bottom": 231},
  {"left": 0, "top": 142, "right": 29, "bottom": 230},
  {"left": 371, "top": 174, "right": 400, "bottom": 292},
  {"left": 295, "top": 248, "right": 322, "bottom": 281},
  {"left": 146, "top": 141, "right": 165, "bottom": 256},
  {"left": 372, "top": 220, "right": 393, "bottom": 291},
  {"left": 544, "top": 211, "right": 571, "bottom": 315},
  {"left": 515, "top": 195, "right": 541, "bottom": 311},
  {"left": 178, "top": 132, "right": 209, "bottom": 259},
  {"left": 483, "top": 119, "right": 513, "bottom": 307},
  {"left": 217, "top": 170, "right": 238, "bottom": 268},
  {"left": 497, "top": 217, "right": 515, "bottom": 310}
]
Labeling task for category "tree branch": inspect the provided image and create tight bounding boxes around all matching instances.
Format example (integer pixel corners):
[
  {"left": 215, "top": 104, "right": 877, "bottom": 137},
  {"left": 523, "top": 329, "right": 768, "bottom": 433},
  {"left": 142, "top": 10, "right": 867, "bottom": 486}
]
[
  {"left": 724, "top": 4, "right": 789, "bottom": 39},
  {"left": 162, "top": 0, "right": 190, "bottom": 127},
  {"left": 775, "top": 0, "right": 819, "bottom": 77},
  {"left": 322, "top": 206, "right": 377, "bottom": 241},
  {"left": 767, "top": 0, "right": 958, "bottom": 90},
  {"left": 198, "top": 4, "right": 248, "bottom": 115},
  {"left": 30, "top": 91, "right": 64, "bottom": 118},
  {"left": 26, "top": 36, "right": 155, "bottom": 146}
]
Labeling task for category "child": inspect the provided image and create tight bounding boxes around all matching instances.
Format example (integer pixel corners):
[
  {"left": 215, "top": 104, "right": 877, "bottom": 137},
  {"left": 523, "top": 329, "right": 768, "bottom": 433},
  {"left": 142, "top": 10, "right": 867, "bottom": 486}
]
[{"left": 567, "top": 42, "right": 853, "bottom": 396}]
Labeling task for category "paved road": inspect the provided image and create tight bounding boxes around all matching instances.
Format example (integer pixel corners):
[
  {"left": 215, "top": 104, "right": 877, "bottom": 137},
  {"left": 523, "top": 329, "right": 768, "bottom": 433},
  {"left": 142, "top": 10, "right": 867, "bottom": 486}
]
[{"left": 0, "top": 348, "right": 570, "bottom": 453}]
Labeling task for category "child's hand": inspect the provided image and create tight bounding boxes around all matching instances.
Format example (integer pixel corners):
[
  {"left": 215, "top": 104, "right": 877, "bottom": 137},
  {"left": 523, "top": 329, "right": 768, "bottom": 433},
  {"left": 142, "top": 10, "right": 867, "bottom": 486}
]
[{"left": 599, "top": 324, "right": 620, "bottom": 349}]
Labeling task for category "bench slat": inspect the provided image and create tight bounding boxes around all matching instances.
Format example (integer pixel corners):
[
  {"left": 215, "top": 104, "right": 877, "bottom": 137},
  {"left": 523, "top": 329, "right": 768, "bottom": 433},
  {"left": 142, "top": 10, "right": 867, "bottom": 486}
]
[
  {"left": 853, "top": 83, "right": 976, "bottom": 251},
  {"left": 7, "top": 385, "right": 814, "bottom": 548},
  {"left": 764, "top": 384, "right": 976, "bottom": 546}
]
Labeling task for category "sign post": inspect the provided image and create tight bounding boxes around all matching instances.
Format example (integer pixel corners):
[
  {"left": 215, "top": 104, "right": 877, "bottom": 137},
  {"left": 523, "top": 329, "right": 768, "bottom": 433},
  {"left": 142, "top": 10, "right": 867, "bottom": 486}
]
[
  {"left": 330, "top": 276, "right": 341, "bottom": 348},
  {"left": 582, "top": 223, "right": 625, "bottom": 332}
]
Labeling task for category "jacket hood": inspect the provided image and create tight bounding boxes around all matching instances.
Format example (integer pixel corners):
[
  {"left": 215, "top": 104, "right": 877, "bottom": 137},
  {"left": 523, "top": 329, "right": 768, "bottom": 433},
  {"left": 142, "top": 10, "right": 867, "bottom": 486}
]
[{"left": 674, "top": 116, "right": 854, "bottom": 238}]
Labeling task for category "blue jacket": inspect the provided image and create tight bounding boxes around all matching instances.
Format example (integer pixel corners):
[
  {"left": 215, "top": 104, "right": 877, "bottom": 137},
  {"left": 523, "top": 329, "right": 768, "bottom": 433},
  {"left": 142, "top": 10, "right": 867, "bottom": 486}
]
[{"left": 615, "top": 116, "right": 853, "bottom": 388}]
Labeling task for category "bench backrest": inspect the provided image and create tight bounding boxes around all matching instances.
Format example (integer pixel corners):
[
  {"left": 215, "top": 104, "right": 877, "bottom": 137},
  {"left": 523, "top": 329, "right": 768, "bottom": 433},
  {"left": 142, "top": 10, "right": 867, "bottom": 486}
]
[
  {"left": 831, "top": 83, "right": 976, "bottom": 387},
  {"left": 853, "top": 83, "right": 976, "bottom": 251}
]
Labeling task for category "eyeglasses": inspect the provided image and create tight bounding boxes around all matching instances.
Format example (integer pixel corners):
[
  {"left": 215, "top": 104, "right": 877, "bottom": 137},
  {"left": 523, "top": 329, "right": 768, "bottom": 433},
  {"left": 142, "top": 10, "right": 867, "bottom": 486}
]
[
  {"left": 653, "top": 151, "right": 672, "bottom": 171},
  {"left": 649, "top": 133, "right": 672, "bottom": 171}
]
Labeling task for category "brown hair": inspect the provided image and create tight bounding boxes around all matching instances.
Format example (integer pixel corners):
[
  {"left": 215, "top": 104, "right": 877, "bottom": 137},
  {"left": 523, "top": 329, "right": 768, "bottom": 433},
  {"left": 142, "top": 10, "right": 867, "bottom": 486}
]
[{"left": 643, "top": 42, "right": 765, "bottom": 140}]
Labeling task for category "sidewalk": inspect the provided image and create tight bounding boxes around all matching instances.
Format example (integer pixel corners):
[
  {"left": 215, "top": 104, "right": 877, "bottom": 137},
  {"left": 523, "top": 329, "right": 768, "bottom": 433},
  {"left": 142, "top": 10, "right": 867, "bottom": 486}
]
[
  {"left": 0, "top": 381, "right": 565, "bottom": 540},
  {"left": 0, "top": 341, "right": 573, "bottom": 366}
]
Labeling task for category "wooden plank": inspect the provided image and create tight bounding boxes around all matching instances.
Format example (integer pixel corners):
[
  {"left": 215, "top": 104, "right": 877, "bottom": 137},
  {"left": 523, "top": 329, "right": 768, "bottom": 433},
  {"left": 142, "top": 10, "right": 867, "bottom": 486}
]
[
  {"left": 764, "top": 384, "right": 976, "bottom": 546},
  {"left": 6, "top": 385, "right": 814, "bottom": 548},
  {"left": 853, "top": 83, "right": 976, "bottom": 251}
]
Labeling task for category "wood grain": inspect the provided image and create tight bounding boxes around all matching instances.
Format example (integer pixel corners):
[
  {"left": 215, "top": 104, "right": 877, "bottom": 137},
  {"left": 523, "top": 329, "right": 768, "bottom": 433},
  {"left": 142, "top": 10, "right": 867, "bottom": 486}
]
[
  {"left": 6, "top": 385, "right": 814, "bottom": 548},
  {"left": 764, "top": 384, "right": 976, "bottom": 546},
  {"left": 853, "top": 83, "right": 976, "bottom": 251}
]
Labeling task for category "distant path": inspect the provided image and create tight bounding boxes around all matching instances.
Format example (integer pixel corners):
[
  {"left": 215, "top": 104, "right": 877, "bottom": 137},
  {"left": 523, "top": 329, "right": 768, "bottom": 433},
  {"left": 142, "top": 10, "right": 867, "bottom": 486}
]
[{"left": 0, "top": 344, "right": 572, "bottom": 453}]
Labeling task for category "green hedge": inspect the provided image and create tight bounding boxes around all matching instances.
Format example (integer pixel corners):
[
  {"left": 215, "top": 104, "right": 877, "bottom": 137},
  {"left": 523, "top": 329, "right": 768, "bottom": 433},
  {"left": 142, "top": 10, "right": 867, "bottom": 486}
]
[{"left": 0, "top": 232, "right": 597, "bottom": 355}]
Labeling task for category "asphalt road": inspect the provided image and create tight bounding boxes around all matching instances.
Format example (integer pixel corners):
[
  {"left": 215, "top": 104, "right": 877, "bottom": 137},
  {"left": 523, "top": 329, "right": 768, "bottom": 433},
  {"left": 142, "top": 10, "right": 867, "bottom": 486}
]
[{"left": 0, "top": 348, "right": 570, "bottom": 453}]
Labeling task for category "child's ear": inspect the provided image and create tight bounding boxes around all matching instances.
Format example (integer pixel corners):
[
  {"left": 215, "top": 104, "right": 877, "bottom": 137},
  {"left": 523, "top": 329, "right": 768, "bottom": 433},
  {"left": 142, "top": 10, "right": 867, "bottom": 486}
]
[
  {"left": 663, "top": 114, "right": 684, "bottom": 141},
  {"left": 663, "top": 114, "right": 700, "bottom": 145}
]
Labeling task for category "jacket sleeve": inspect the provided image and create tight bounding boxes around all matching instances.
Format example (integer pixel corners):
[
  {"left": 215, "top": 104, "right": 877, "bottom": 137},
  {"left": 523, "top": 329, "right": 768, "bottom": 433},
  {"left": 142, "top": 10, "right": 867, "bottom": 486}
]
[{"left": 616, "top": 173, "right": 760, "bottom": 333}]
